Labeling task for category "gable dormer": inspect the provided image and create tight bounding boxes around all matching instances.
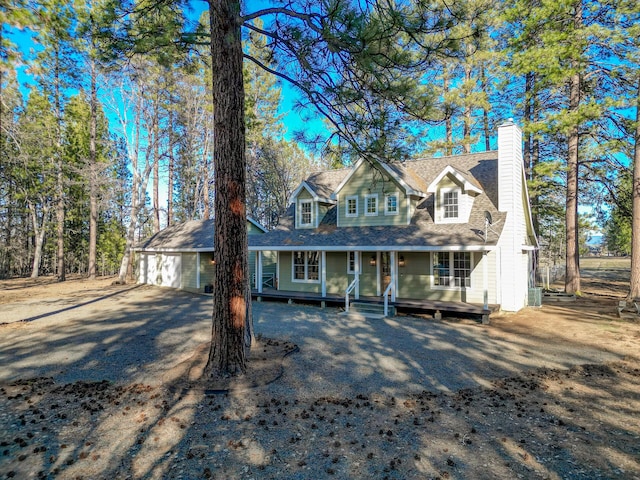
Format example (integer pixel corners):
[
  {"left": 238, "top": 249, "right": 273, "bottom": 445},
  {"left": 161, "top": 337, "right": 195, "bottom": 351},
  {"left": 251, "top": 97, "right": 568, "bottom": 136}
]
[
  {"left": 290, "top": 181, "right": 335, "bottom": 229},
  {"left": 332, "top": 159, "right": 426, "bottom": 227},
  {"left": 427, "top": 166, "right": 483, "bottom": 224}
]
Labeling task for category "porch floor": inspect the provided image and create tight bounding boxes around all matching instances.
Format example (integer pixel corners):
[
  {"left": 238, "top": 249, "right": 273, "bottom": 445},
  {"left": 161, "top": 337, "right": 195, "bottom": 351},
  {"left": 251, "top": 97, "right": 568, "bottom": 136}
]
[{"left": 251, "top": 288, "right": 497, "bottom": 321}]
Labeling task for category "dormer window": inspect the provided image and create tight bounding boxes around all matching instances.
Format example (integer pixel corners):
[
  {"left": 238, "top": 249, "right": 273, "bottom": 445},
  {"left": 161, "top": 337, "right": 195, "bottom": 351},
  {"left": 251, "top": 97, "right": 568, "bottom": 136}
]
[
  {"left": 427, "top": 166, "right": 482, "bottom": 224},
  {"left": 346, "top": 196, "right": 358, "bottom": 217},
  {"left": 299, "top": 199, "right": 313, "bottom": 226},
  {"left": 443, "top": 191, "right": 459, "bottom": 219},
  {"left": 365, "top": 194, "right": 378, "bottom": 216}
]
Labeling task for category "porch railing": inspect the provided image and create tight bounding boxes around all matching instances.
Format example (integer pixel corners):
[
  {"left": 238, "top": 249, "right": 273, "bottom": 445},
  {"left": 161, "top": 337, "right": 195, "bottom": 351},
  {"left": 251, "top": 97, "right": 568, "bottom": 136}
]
[
  {"left": 383, "top": 282, "right": 394, "bottom": 317},
  {"left": 345, "top": 277, "right": 359, "bottom": 313}
]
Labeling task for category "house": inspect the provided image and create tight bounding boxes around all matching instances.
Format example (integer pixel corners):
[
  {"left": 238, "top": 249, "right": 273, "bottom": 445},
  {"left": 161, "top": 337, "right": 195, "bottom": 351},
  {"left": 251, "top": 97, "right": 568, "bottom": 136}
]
[
  {"left": 135, "top": 218, "right": 274, "bottom": 293},
  {"left": 249, "top": 121, "right": 538, "bottom": 313}
]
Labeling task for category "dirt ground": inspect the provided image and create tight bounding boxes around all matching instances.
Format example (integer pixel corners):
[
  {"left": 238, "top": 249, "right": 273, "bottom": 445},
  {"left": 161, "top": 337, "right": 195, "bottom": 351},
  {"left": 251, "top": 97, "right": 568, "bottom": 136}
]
[{"left": 1, "top": 262, "right": 640, "bottom": 479}]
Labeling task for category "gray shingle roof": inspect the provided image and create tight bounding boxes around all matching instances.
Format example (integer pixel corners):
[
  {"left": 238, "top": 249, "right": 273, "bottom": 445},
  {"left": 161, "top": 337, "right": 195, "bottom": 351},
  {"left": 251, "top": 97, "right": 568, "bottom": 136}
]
[
  {"left": 136, "top": 218, "right": 266, "bottom": 251},
  {"left": 137, "top": 219, "right": 216, "bottom": 250},
  {"left": 251, "top": 151, "right": 508, "bottom": 250},
  {"left": 138, "top": 151, "right": 516, "bottom": 252},
  {"left": 305, "top": 169, "right": 349, "bottom": 201}
]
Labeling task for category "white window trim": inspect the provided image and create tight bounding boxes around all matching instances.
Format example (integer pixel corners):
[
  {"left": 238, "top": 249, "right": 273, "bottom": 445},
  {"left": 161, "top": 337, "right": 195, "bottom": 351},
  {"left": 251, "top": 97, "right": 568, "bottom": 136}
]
[
  {"left": 431, "top": 251, "right": 473, "bottom": 290},
  {"left": 364, "top": 193, "right": 378, "bottom": 216},
  {"left": 438, "top": 187, "right": 460, "bottom": 224},
  {"left": 385, "top": 192, "right": 399, "bottom": 216},
  {"left": 347, "top": 251, "right": 361, "bottom": 274},
  {"left": 291, "top": 251, "right": 321, "bottom": 283},
  {"left": 345, "top": 195, "right": 358, "bottom": 218},
  {"left": 299, "top": 199, "right": 313, "bottom": 227}
]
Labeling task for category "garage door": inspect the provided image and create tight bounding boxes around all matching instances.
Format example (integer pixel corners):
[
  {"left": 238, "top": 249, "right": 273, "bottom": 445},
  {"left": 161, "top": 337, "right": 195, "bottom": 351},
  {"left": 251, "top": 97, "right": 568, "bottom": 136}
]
[
  {"left": 139, "top": 253, "right": 159, "bottom": 285},
  {"left": 161, "top": 253, "right": 182, "bottom": 288}
]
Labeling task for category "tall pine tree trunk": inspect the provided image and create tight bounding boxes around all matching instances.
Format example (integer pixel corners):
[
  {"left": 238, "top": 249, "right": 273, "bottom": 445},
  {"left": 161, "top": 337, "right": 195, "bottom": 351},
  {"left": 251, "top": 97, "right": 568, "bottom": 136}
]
[
  {"left": 523, "top": 73, "right": 533, "bottom": 180},
  {"left": 53, "top": 48, "right": 65, "bottom": 282},
  {"left": 206, "top": 0, "right": 251, "bottom": 377},
  {"left": 152, "top": 109, "right": 160, "bottom": 233},
  {"left": 629, "top": 76, "right": 640, "bottom": 299},
  {"left": 565, "top": 2, "right": 582, "bottom": 295},
  {"left": 443, "top": 70, "right": 453, "bottom": 156},
  {"left": 29, "top": 204, "right": 49, "bottom": 279},
  {"left": 0, "top": 40, "right": 9, "bottom": 277},
  {"left": 480, "top": 65, "right": 490, "bottom": 151},
  {"left": 203, "top": 154, "right": 211, "bottom": 220},
  {"left": 565, "top": 73, "right": 580, "bottom": 294},
  {"left": 88, "top": 56, "right": 98, "bottom": 280},
  {"left": 167, "top": 114, "right": 174, "bottom": 227},
  {"left": 462, "top": 64, "right": 472, "bottom": 154}
]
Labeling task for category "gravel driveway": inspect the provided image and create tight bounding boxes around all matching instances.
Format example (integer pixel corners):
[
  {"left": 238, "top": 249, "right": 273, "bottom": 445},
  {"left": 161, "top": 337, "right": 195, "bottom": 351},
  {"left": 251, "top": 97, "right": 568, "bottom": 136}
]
[{"left": 0, "top": 285, "right": 618, "bottom": 396}]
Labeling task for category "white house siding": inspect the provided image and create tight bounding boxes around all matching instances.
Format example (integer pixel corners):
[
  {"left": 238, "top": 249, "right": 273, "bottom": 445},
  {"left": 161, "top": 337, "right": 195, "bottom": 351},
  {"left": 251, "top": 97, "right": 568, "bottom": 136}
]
[
  {"left": 181, "top": 253, "right": 198, "bottom": 291},
  {"left": 160, "top": 253, "right": 182, "bottom": 288},
  {"left": 495, "top": 121, "right": 531, "bottom": 312}
]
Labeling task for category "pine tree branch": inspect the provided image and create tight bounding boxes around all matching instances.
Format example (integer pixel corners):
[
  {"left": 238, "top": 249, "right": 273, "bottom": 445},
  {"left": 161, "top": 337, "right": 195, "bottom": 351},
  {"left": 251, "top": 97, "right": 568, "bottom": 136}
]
[{"left": 242, "top": 8, "right": 324, "bottom": 35}]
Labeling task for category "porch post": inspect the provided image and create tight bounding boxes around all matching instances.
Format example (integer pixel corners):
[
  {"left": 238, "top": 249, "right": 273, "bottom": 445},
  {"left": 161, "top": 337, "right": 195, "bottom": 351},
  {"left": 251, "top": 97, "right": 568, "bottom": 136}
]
[
  {"left": 483, "top": 250, "right": 488, "bottom": 310},
  {"left": 196, "top": 252, "right": 201, "bottom": 290},
  {"left": 391, "top": 251, "right": 397, "bottom": 302},
  {"left": 376, "top": 251, "right": 381, "bottom": 296},
  {"left": 355, "top": 251, "right": 360, "bottom": 300},
  {"left": 257, "top": 250, "right": 263, "bottom": 293},
  {"left": 321, "top": 251, "right": 327, "bottom": 297}
]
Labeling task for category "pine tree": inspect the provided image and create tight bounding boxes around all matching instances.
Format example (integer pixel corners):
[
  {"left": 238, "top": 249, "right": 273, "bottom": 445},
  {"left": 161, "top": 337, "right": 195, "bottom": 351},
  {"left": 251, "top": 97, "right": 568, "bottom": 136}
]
[
  {"left": 98, "top": 0, "right": 466, "bottom": 376},
  {"left": 15, "top": 92, "right": 58, "bottom": 277},
  {"left": 503, "top": 0, "right": 623, "bottom": 294}
]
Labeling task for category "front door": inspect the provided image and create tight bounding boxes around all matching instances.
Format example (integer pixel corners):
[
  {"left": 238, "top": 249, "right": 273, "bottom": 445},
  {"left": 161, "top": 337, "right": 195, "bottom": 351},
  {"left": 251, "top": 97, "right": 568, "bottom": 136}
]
[{"left": 381, "top": 252, "right": 391, "bottom": 292}]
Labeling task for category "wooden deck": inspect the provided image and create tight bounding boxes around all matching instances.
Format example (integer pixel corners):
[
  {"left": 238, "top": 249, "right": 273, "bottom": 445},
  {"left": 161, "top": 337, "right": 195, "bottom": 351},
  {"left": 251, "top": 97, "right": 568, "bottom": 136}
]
[{"left": 251, "top": 288, "right": 496, "bottom": 322}]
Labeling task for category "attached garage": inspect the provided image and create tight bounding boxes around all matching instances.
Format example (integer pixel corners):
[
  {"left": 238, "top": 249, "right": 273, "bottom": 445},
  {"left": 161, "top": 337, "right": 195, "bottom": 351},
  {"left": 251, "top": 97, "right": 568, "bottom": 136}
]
[{"left": 134, "top": 218, "right": 273, "bottom": 293}]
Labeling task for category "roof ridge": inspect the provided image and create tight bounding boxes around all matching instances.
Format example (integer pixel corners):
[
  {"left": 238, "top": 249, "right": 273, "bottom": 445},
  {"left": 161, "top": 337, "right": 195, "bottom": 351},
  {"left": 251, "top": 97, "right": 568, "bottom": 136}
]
[{"left": 406, "top": 150, "right": 498, "bottom": 164}]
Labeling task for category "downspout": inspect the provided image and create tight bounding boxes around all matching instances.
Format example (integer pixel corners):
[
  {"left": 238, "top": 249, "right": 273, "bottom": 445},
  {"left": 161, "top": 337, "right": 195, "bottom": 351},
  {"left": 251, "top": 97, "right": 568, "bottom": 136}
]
[
  {"left": 321, "top": 251, "right": 327, "bottom": 297},
  {"left": 196, "top": 252, "right": 201, "bottom": 289},
  {"left": 376, "top": 252, "right": 381, "bottom": 296},
  {"left": 355, "top": 251, "right": 360, "bottom": 300},
  {"left": 483, "top": 250, "right": 488, "bottom": 310},
  {"left": 257, "top": 250, "right": 263, "bottom": 293},
  {"left": 391, "top": 251, "right": 397, "bottom": 302}
]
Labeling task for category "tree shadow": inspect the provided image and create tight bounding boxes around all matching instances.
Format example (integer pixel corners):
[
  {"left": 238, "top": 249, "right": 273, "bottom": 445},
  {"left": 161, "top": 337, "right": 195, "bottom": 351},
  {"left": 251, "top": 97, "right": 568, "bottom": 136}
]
[{"left": 0, "top": 286, "right": 639, "bottom": 478}]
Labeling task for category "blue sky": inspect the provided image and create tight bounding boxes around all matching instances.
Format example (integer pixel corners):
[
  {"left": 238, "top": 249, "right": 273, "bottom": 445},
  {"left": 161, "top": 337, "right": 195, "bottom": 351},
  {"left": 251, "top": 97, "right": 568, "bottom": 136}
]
[{"left": 8, "top": 3, "right": 328, "bottom": 148}]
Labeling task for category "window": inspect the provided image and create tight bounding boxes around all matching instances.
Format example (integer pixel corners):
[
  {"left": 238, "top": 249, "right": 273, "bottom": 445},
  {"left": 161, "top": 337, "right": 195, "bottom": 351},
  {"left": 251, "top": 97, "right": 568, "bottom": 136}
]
[
  {"left": 433, "top": 252, "right": 451, "bottom": 287},
  {"left": 293, "top": 252, "right": 306, "bottom": 280},
  {"left": 365, "top": 194, "right": 378, "bottom": 216},
  {"left": 292, "top": 251, "right": 320, "bottom": 282},
  {"left": 433, "top": 252, "right": 471, "bottom": 288},
  {"left": 443, "top": 191, "right": 459, "bottom": 219},
  {"left": 299, "top": 199, "right": 313, "bottom": 226},
  {"left": 346, "top": 196, "right": 358, "bottom": 217},
  {"left": 347, "top": 251, "right": 360, "bottom": 274},
  {"left": 385, "top": 194, "right": 398, "bottom": 215},
  {"left": 453, "top": 252, "right": 471, "bottom": 287}
]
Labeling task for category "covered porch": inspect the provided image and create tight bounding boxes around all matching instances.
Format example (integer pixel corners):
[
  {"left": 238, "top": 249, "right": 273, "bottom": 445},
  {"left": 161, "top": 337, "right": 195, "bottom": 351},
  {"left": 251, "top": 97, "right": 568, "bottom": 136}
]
[
  {"left": 252, "top": 247, "right": 498, "bottom": 312},
  {"left": 250, "top": 287, "right": 496, "bottom": 323}
]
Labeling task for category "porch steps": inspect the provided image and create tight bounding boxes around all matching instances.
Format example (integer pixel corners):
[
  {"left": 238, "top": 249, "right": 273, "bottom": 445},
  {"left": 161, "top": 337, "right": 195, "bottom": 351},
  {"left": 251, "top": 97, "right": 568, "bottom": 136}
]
[{"left": 342, "top": 301, "right": 393, "bottom": 320}]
